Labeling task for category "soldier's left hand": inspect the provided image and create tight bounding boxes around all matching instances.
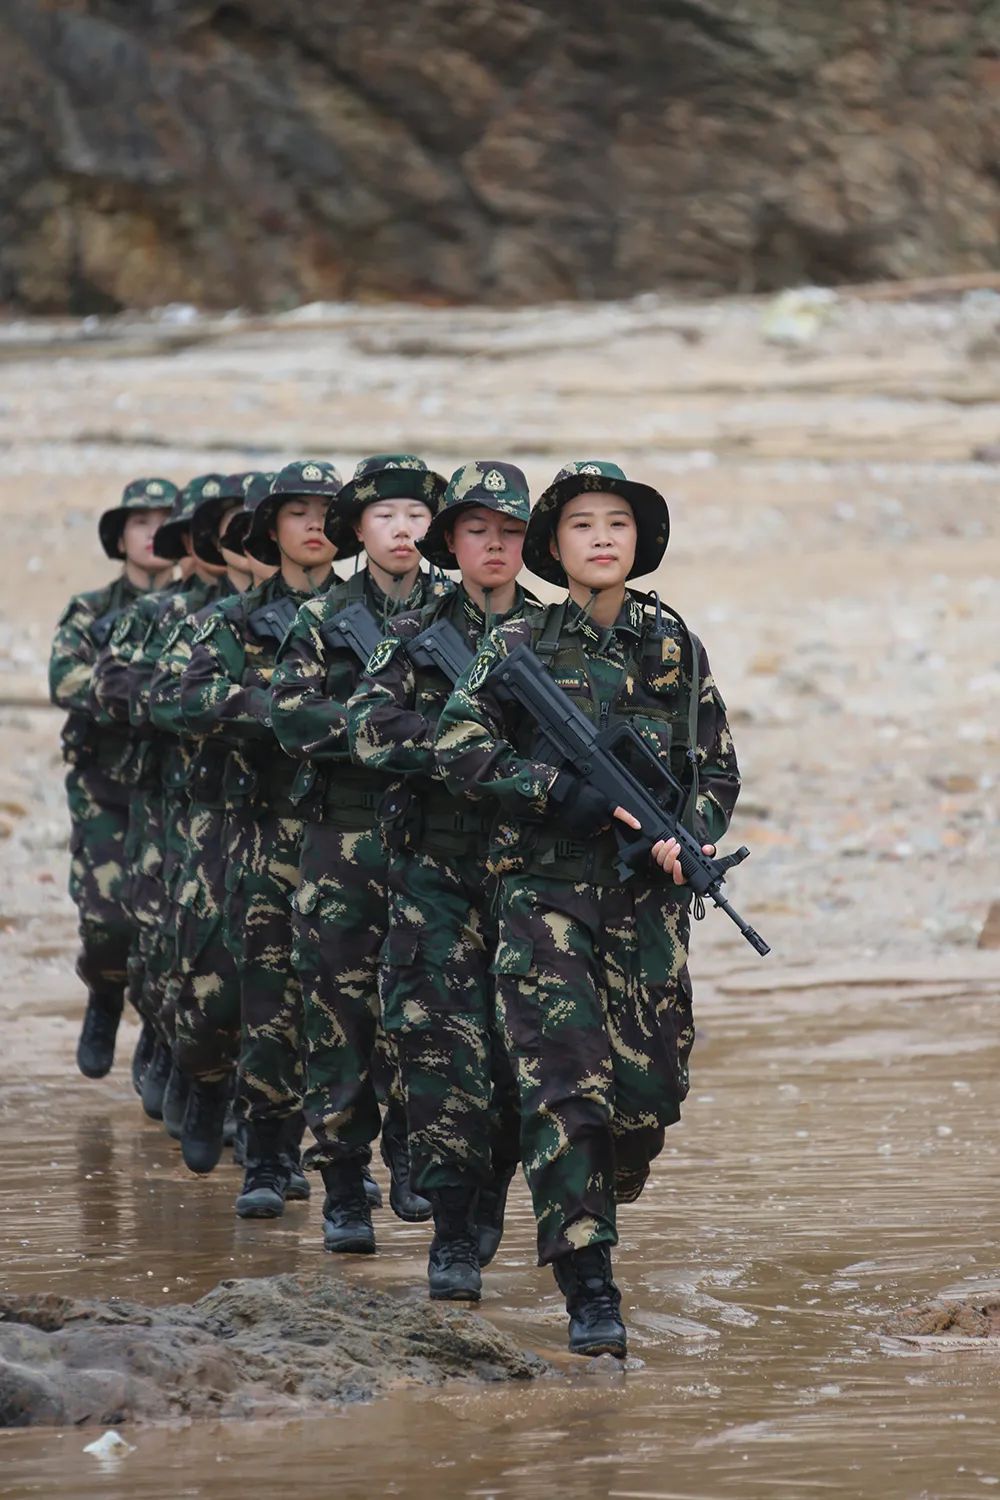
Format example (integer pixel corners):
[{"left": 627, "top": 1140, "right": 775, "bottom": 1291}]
[{"left": 650, "top": 837, "right": 715, "bottom": 883}]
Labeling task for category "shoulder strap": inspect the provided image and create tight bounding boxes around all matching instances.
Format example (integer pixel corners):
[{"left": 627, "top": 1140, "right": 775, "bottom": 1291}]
[{"left": 535, "top": 601, "right": 568, "bottom": 661}]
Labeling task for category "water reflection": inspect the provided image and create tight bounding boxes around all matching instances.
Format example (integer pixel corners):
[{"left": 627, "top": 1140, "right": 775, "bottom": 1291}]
[{"left": 2, "top": 967, "right": 999, "bottom": 1498}]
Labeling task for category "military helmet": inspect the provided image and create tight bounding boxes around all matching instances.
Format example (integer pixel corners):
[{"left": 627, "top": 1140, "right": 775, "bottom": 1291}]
[
  {"left": 154, "top": 473, "right": 228, "bottom": 561},
  {"left": 191, "top": 472, "right": 259, "bottom": 567},
  {"left": 418, "top": 460, "right": 531, "bottom": 570},
  {"left": 97, "top": 477, "right": 179, "bottom": 560},
  {"left": 324, "top": 454, "right": 447, "bottom": 560},
  {"left": 522, "top": 460, "right": 670, "bottom": 586},
  {"left": 243, "top": 460, "right": 342, "bottom": 566}
]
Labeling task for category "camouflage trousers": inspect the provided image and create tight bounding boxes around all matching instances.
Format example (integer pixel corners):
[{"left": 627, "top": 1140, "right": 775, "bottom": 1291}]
[
  {"left": 224, "top": 810, "right": 304, "bottom": 1123},
  {"left": 495, "top": 874, "right": 693, "bottom": 1265},
  {"left": 382, "top": 846, "right": 519, "bottom": 1195},
  {"left": 168, "top": 804, "right": 240, "bottom": 1084},
  {"left": 291, "top": 821, "right": 404, "bottom": 1171},
  {"left": 122, "top": 788, "right": 170, "bottom": 1032},
  {"left": 151, "top": 790, "right": 190, "bottom": 1045},
  {"left": 65, "top": 765, "right": 132, "bottom": 1000}
]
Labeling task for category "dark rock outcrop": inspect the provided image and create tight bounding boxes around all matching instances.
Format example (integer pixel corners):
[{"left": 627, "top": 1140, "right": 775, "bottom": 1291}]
[
  {"left": 0, "top": 1274, "right": 546, "bottom": 1427},
  {"left": 0, "top": 1, "right": 998, "bottom": 312}
]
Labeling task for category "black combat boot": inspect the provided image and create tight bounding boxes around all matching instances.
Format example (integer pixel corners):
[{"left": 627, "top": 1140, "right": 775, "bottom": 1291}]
[
  {"left": 235, "top": 1120, "right": 290, "bottom": 1219},
  {"left": 76, "top": 992, "right": 123, "bottom": 1079},
  {"left": 380, "top": 1117, "right": 432, "bottom": 1223},
  {"left": 362, "top": 1165, "right": 383, "bottom": 1208},
  {"left": 181, "top": 1078, "right": 231, "bottom": 1174},
  {"left": 551, "top": 1244, "right": 627, "bottom": 1358},
  {"left": 320, "top": 1160, "right": 376, "bottom": 1254},
  {"left": 140, "top": 1040, "right": 173, "bottom": 1120},
  {"left": 131, "top": 1019, "right": 156, "bottom": 1095},
  {"left": 476, "top": 1162, "right": 517, "bottom": 1268},
  {"left": 279, "top": 1112, "right": 311, "bottom": 1202},
  {"left": 161, "top": 1063, "right": 191, "bottom": 1141},
  {"left": 427, "top": 1186, "right": 482, "bottom": 1302}
]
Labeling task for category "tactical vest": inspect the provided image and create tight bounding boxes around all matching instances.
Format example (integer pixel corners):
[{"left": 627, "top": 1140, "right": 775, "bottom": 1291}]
[
  {"left": 380, "top": 590, "right": 495, "bottom": 858},
  {"left": 236, "top": 580, "right": 314, "bottom": 816},
  {"left": 504, "top": 597, "right": 700, "bottom": 884},
  {"left": 312, "top": 571, "right": 422, "bottom": 831}
]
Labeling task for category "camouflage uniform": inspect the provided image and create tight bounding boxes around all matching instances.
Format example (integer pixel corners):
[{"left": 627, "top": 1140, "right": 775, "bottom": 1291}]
[
  {"left": 49, "top": 478, "right": 178, "bottom": 1024},
  {"left": 345, "top": 461, "right": 533, "bottom": 1199},
  {"left": 435, "top": 465, "right": 741, "bottom": 1268},
  {"left": 270, "top": 453, "right": 448, "bottom": 1186},
  {"left": 271, "top": 567, "right": 435, "bottom": 1167},
  {"left": 149, "top": 476, "right": 257, "bottom": 1086},
  {"left": 179, "top": 463, "right": 341, "bottom": 1140}
]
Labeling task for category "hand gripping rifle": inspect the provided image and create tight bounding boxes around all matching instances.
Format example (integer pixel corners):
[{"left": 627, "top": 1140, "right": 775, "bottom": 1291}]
[{"left": 484, "top": 643, "right": 770, "bottom": 956}]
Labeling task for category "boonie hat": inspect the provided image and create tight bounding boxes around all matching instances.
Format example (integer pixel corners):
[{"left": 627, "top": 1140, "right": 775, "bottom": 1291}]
[
  {"left": 244, "top": 461, "right": 342, "bottom": 566},
  {"left": 418, "top": 460, "right": 530, "bottom": 570},
  {"left": 325, "top": 454, "right": 447, "bottom": 561},
  {"left": 523, "top": 460, "right": 669, "bottom": 586},
  {"left": 97, "top": 477, "right": 179, "bottom": 559}
]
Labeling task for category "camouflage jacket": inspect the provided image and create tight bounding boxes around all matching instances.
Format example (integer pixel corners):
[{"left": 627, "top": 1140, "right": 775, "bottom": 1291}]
[
  {"left": 149, "top": 586, "right": 241, "bottom": 808},
  {"left": 180, "top": 571, "right": 329, "bottom": 744},
  {"left": 346, "top": 583, "right": 535, "bottom": 789},
  {"left": 270, "top": 569, "right": 442, "bottom": 765},
  {"left": 90, "top": 575, "right": 218, "bottom": 732},
  {"left": 434, "top": 593, "right": 740, "bottom": 881},
  {"left": 49, "top": 574, "right": 145, "bottom": 773}
]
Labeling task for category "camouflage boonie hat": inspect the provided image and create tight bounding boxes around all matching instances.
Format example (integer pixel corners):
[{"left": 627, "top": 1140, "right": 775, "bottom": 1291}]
[
  {"left": 221, "top": 472, "right": 276, "bottom": 559},
  {"left": 154, "top": 473, "right": 228, "bottom": 560},
  {"left": 325, "top": 454, "right": 447, "bottom": 560},
  {"left": 523, "top": 460, "right": 670, "bottom": 586},
  {"left": 418, "top": 460, "right": 531, "bottom": 569},
  {"left": 244, "top": 460, "right": 342, "bottom": 566},
  {"left": 97, "top": 476, "right": 179, "bottom": 559},
  {"left": 190, "top": 472, "right": 257, "bottom": 567}
]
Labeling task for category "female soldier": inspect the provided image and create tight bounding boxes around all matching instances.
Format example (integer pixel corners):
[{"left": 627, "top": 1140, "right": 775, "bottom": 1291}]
[
  {"left": 435, "top": 461, "right": 740, "bottom": 1357},
  {"left": 49, "top": 478, "right": 176, "bottom": 1080},
  {"left": 180, "top": 462, "right": 340, "bottom": 1218},
  {"left": 346, "top": 461, "right": 532, "bottom": 1301},
  {"left": 270, "top": 454, "right": 447, "bottom": 1254}
]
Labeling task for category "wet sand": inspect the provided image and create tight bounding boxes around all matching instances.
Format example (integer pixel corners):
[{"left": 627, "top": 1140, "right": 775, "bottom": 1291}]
[{"left": 1, "top": 291, "right": 998, "bottom": 1496}]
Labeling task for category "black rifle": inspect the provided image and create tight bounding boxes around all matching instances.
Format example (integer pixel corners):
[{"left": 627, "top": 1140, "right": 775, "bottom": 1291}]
[
  {"left": 248, "top": 595, "right": 299, "bottom": 644},
  {"left": 405, "top": 618, "right": 473, "bottom": 684},
  {"left": 320, "top": 601, "right": 384, "bottom": 664},
  {"left": 485, "top": 644, "right": 770, "bottom": 956}
]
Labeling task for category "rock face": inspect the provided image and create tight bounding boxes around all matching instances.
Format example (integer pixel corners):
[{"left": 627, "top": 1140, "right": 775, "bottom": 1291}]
[
  {"left": 0, "top": 1274, "right": 546, "bottom": 1427},
  {"left": 0, "top": 1, "right": 997, "bottom": 313}
]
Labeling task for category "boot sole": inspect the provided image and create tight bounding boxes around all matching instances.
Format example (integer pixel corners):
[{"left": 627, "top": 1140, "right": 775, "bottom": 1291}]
[
  {"left": 235, "top": 1200, "right": 286, "bottom": 1219},
  {"left": 570, "top": 1339, "right": 627, "bottom": 1359},
  {"left": 429, "top": 1286, "right": 482, "bottom": 1302},
  {"left": 77, "top": 1058, "right": 114, "bottom": 1080},
  {"left": 324, "top": 1237, "right": 376, "bottom": 1254},
  {"left": 388, "top": 1192, "right": 433, "bottom": 1224}
]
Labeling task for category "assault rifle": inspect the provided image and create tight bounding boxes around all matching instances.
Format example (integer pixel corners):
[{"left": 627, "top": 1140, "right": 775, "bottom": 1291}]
[
  {"left": 405, "top": 618, "right": 473, "bottom": 683},
  {"left": 320, "top": 602, "right": 384, "bottom": 664},
  {"left": 484, "top": 644, "right": 770, "bottom": 956}
]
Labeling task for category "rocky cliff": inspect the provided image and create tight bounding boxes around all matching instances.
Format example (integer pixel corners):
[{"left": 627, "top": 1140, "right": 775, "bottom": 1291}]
[{"left": 1, "top": 1, "right": 998, "bottom": 312}]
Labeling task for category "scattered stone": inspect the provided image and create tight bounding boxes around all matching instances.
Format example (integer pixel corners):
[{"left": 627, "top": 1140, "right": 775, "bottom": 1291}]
[
  {"left": 888, "top": 1298, "right": 1000, "bottom": 1340},
  {"left": 0, "top": 1273, "right": 547, "bottom": 1428}
]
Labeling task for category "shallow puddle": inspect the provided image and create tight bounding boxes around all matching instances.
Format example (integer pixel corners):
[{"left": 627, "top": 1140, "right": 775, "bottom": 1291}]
[{"left": 2, "top": 961, "right": 999, "bottom": 1498}]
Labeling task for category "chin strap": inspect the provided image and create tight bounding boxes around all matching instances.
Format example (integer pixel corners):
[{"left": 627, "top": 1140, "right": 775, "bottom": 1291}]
[{"left": 482, "top": 585, "right": 494, "bottom": 639}]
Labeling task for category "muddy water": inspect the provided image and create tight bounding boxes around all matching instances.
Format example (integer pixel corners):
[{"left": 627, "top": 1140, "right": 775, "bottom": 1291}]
[{"left": 2, "top": 960, "right": 999, "bottom": 1499}]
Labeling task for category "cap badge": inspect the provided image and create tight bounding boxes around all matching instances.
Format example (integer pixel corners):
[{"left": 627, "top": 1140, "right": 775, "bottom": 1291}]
[{"left": 484, "top": 469, "right": 505, "bottom": 492}]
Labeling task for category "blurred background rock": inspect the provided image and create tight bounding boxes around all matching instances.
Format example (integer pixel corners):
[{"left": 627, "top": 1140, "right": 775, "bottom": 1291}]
[{"left": 1, "top": 0, "right": 997, "bottom": 314}]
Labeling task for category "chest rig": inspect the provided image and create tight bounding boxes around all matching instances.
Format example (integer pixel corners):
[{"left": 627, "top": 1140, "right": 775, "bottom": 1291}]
[
  {"left": 383, "top": 590, "right": 494, "bottom": 858},
  {"left": 508, "top": 594, "right": 700, "bottom": 884}
]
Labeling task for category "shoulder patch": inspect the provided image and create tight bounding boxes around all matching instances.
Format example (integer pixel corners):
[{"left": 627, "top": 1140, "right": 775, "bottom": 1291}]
[
  {"left": 467, "top": 646, "right": 497, "bottom": 693},
  {"left": 110, "top": 614, "right": 132, "bottom": 648},
  {"left": 192, "top": 615, "right": 221, "bottom": 646},
  {"left": 364, "top": 636, "right": 399, "bottom": 676}
]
